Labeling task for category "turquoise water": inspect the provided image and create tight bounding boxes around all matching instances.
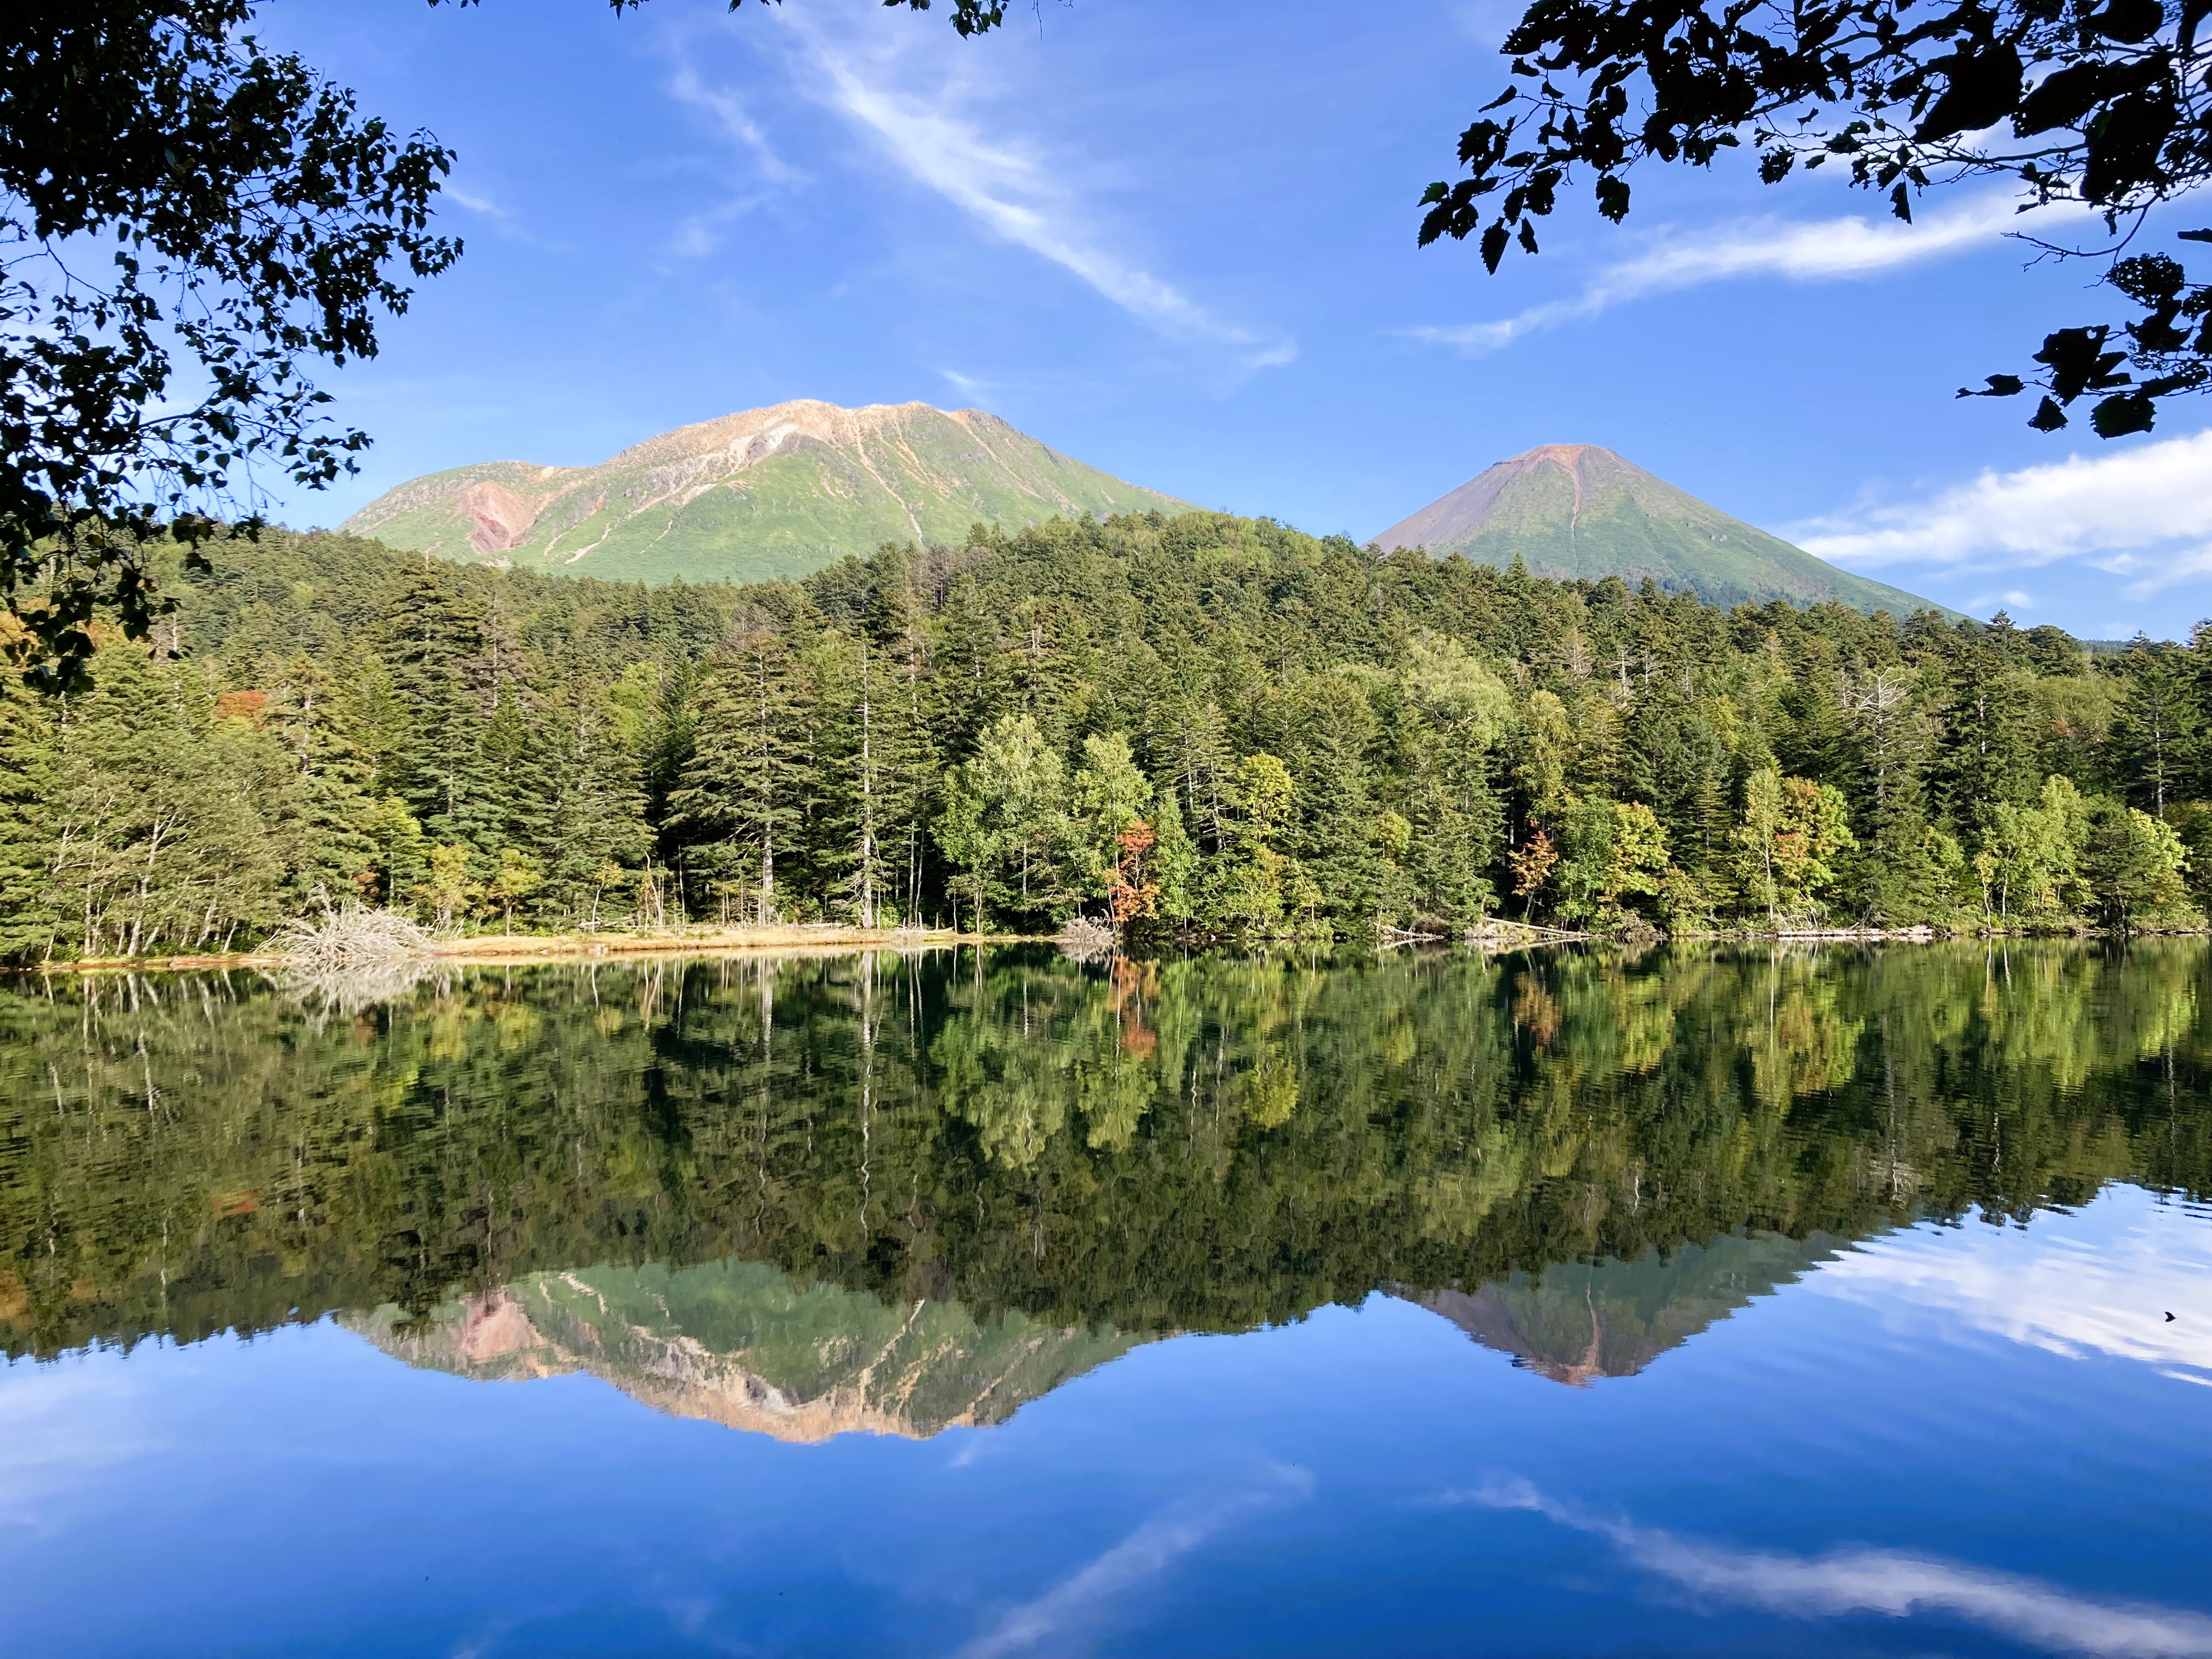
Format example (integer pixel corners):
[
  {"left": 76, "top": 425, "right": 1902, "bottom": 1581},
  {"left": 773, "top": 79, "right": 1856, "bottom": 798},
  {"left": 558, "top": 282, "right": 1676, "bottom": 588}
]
[{"left": 2, "top": 945, "right": 2207, "bottom": 1656}]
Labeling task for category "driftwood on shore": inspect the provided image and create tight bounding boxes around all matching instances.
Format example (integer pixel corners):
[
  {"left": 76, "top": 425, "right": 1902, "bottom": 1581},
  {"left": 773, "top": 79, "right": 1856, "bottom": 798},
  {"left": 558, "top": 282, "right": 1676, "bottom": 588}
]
[
  {"left": 1464, "top": 918, "right": 1592, "bottom": 945},
  {"left": 425, "top": 922, "right": 969, "bottom": 962},
  {"left": 29, "top": 917, "right": 981, "bottom": 975},
  {"left": 267, "top": 904, "right": 432, "bottom": 968},
  {"left": 1056, "top": 915, "right": 1119, "bottom": 963}
]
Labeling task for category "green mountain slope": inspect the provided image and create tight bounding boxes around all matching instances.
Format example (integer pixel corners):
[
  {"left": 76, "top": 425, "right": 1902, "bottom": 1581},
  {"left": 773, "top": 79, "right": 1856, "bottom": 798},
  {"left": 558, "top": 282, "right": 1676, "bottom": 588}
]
[
  {"left": 1374, "top": 445, "right": 1961, "bottom": 619},
  {"left": 339, "top": 400, "right": 1193, "bottom": 585},
  {"left": 348, "top": 1258, "right": 1143, "bottom": 1442}
]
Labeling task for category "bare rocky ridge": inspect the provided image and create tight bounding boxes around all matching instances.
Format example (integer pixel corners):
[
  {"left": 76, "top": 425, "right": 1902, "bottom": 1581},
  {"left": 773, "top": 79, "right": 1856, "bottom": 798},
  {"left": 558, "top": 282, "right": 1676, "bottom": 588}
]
[
  {"left": 1375, "top": 444, "right": 1960, "bottom": 620},
  {"left": 340, "top": 399, "right": 1192, "bottom": 586}
]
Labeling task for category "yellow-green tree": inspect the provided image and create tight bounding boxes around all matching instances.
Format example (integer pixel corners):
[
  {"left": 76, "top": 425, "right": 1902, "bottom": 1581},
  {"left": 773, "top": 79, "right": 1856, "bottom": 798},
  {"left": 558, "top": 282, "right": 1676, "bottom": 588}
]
[
  {"left": 487, "top": 850, "right": 543, "bottom": 935},
  {"left": 424, "top": 843, "right": 476, "bottom": 932},
  {"left": 1735, "top": 769, "right": 1855, "bottom": 927}
]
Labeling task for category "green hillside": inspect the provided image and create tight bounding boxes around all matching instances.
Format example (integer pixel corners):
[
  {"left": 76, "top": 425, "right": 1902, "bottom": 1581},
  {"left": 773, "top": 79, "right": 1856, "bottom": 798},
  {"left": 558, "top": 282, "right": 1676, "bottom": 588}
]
[
  {"left": 1374, "top": 444, "right": 1963, "bottom": 620},
  {"left": 340, "top": 400, "right": 1192, "bottom": 585}
]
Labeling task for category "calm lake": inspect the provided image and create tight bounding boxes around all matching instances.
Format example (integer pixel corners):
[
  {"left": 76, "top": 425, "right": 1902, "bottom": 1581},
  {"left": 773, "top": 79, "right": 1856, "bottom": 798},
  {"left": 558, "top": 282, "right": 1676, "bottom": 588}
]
[{"left": 3, "top": 944, "right": 2208, "bottom": 1658}]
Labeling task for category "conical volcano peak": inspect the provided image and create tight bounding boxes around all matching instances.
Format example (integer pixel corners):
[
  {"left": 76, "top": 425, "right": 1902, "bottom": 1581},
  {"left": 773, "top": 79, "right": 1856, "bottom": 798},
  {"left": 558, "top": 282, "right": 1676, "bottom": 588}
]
[
  {"left": 1505, "top": 442, "right": 1628, "bottom": 471},
  {"left": 1374, "top": 446, "right": 1960, "bottom": 619}
]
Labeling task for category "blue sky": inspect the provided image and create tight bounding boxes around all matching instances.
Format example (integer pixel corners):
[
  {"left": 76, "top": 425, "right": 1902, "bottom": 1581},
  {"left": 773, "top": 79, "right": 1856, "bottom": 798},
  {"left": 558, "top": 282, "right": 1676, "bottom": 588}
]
[{"left": 254, "top": 0, "right": 2212, "bottom": 639}]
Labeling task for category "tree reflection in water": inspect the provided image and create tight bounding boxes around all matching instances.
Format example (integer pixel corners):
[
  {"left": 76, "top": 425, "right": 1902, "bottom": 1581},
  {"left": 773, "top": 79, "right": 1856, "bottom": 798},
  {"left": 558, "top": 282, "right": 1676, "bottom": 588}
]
[{"left": 2, "top": 942, "right": 2206, "bottom": 1424}]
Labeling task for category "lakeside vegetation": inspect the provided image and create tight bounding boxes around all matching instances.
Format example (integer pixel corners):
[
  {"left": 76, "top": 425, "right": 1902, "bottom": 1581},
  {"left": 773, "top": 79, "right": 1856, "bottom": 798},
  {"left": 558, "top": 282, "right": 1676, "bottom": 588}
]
[{"left": 4, "top": 511, "right": 2211, "bottom": 962}]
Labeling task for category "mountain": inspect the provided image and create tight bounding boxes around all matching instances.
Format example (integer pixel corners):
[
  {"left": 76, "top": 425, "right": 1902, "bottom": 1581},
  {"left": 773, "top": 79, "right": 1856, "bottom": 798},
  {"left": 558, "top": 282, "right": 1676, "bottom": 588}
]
[
  {"left": 1408, "top": 1227, "right": 1858, "bottom": 1386},
  {"left": 348, "top": 1258, "right": 1143, "bottom": 1442},
  {"left": 338, "top": 400, "right": 1193, "bottom": 585},
  {"left": 351, "top": 1231, "right": 1864, "bottom": 1436},
  {"left": 1374, "top": 445, "right": 1960, "bottom": 619}
]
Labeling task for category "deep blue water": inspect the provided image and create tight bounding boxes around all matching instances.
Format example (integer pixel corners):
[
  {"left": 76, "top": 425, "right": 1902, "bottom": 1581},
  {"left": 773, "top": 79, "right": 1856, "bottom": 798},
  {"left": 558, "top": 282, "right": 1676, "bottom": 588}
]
[
  {"left": 2, "top": 948, "right": 2208, "bottom": 1656},
  {"left": 8, "top": 1193, "right": 2208, "bottom": 1657}
]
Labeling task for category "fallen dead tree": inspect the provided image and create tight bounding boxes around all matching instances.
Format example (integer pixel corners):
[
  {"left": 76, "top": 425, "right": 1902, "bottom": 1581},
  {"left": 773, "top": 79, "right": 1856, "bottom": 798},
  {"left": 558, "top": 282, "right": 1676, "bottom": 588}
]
[
  {"left": 268, "top": 902, "right": 433, "bottom": 968},
  {"left": 1465, "top": 917, "right": 1590, "bottom": 945},
  {"left": 1057, "top": 913, "right": 1119, "bottom": 963}
]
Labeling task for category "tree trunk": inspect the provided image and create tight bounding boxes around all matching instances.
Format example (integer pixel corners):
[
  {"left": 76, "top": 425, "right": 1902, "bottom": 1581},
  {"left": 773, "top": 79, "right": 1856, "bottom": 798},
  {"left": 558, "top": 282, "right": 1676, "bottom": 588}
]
[
  {"left": 857, "top": 636, "right": 876, "bottom": 928},
  {"left": 756, "top": 650, "right": 776, "bottom": 927}
]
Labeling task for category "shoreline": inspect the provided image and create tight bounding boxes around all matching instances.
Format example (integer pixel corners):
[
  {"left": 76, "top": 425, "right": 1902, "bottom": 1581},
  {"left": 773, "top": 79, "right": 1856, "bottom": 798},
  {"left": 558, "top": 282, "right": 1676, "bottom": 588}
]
[
  {"left": 28, "top": 925, "right": 1022, "bottom": 975},
  {"left": 19, "top": 921, "right": 2206, "bottom": 976}
]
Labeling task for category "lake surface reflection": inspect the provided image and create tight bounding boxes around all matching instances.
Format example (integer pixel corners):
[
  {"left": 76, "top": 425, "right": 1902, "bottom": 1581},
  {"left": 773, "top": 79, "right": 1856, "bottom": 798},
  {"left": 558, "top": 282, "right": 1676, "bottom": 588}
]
[{"left": 3, "top": 943, "right": 2208, "bottom": 1657}]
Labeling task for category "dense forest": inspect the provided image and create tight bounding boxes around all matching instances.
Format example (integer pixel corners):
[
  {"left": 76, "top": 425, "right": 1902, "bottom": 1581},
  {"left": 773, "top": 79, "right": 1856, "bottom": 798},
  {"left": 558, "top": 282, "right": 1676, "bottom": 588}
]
[
  {"left": 4, "top": 510, "right": 2212, "bottom": 960},
  {"left": 4, "top": 943, "right": 2207, "bottom": 1359}
]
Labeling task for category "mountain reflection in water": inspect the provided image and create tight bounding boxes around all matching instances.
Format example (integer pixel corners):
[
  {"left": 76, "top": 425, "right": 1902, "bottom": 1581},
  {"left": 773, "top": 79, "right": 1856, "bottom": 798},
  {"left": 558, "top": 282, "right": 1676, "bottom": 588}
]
[
  {"left": 348, "top": 1261, "right": 1138, "bottom": 1442},
  {"left": 3, "top": 941, "right": 2208, "bottom": 1432},
  {"left": 1413, "top": 1227, "right": 1854, "bottom": 1385},
  {"left": 356, "top": 1227, "right": 1853, "bottom": 1434}
]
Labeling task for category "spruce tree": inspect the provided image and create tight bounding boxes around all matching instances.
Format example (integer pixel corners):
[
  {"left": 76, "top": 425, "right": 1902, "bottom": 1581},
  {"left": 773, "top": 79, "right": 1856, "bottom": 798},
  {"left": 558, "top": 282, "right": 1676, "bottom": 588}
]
[
  {"left": 538, "top": 671, "right": 652, "bottom": 925},
  {"left": 378, "top": 568, "right": 503, "bottom": 858},
  {"left": 258, "top": 652, "right": 381, "bottom": 912},
  {"left": 0, "top": 667, "right": 57, "bottom": 959},
  {"left": 669, "top": 616, "right": 812, "bottom": 924}
]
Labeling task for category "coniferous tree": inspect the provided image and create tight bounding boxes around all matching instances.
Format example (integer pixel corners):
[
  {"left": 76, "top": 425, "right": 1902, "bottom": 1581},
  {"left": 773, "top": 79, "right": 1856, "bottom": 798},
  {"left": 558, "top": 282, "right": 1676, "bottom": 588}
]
[
  {"left": 0, "top": 664, "right": 56, "bottom": 958},
  {"left": 2108, "top": 640, "right": 2196, "bottom": 820},
  {"left": 16, "top": 510, "right": 2212, "bottom": 956},
  {"left": 258, "top": 653, "right": 380, "bottom": 910},
  {"left": 538, "top": 670, "right": 652, "bottom": 922},
  {"left": 43, "top": 650, "right": 284, "bottom": 957},
  {"left": 669, "top": 616, "right": 811, "bottom": 925},
  {"left": 379, "top": 569, "right": 502, "bottom": 857}
]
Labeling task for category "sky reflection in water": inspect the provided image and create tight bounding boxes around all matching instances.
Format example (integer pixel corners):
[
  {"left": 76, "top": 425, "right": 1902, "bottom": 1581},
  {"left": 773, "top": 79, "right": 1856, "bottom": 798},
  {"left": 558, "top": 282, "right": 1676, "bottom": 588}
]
[{"left": 1, "top": 943, "right": 2207, "bottom": 1657}]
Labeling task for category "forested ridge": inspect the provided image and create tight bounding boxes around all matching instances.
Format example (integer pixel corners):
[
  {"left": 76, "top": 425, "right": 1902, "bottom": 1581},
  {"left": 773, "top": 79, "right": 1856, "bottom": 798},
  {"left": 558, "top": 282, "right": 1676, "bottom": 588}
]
[{"left": 4, "top": 509, "right": 2211, "bottom": 961}]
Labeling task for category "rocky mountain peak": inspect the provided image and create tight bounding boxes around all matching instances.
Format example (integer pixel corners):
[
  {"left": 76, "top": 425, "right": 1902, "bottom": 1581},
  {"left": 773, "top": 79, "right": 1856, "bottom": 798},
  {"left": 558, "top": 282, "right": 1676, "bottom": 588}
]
[{"left": 341, "top": 400, "right": 1187, "bottom": 586}]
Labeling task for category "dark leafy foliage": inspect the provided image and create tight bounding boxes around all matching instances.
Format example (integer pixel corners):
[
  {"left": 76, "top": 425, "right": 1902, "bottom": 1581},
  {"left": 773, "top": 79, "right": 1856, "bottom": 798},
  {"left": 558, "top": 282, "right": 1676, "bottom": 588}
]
[
  {"left": 1419, "top": 0, "right": 2212, "bottom": 435},
  {"left": 1, "top": 2, "right": 458, "bottom": 691}
]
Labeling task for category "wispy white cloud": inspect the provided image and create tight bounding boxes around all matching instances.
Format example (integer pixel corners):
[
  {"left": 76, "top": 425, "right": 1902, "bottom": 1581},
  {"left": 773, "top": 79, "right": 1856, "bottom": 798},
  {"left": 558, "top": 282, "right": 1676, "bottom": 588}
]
[
  {"left": 1795, "top": 428, "right": 2212, "bottom": 596},
  {"left": 666, "top": 61, "right": 799, "bottom": 186},
  {"left": 439, "top": 181, "right": 568, "bottom": 251},
  {"left": 775, "top": 15, "right": 1295, "bottom": 372},
  {"left": 0, "top": 1359, "right": 163, "bottom": 1530},
  {"left": 957, "top": 1469, "right": 1312, "bottom": 1659},
  {"left": 659, "top": 58, "right": 806, "bottom": 257},
  {"left": 2108, "top": 543, "right": 2212, "bottom": 600},
  {"left": 1407, "top": 190, "right": 2084, "bottom": 354},
  {"left": 444, "top": 184, "right": 516, "bottom": 223},
  {"left": 1804, "top": 1188, "right": 2212, "bottom": 1381},
  {"left": 939, "top": 367, "right": 994, "bottom": 400},
  {"left": 1457, "top": 1477, "right": 2212, "bottom": 1658}
]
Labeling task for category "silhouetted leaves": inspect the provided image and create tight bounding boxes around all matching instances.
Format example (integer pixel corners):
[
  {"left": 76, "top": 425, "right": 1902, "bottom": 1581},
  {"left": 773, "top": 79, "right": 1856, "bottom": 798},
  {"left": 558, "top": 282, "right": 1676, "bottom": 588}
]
[
  {"left": 1423, "top": 0, "right": 2212, "bottom": 435},
  {"left": 2, "top": 2, "right": 459, "bottom": 690}
]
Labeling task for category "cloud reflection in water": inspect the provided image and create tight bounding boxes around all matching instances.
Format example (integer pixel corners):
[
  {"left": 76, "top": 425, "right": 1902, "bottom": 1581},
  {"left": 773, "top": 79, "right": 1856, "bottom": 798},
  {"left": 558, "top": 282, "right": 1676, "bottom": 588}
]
[
  {"left": 957, "top": 1466, "right": 1313, "bottom": 1659},
  {"left": 1455, "top": 1478, "right": 2212, "bottom": 1659}
]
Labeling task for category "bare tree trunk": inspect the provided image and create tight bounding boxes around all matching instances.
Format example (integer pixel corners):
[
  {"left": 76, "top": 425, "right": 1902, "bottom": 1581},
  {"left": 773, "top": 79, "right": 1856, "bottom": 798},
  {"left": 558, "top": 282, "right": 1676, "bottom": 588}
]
[
  {"left": 857, "top": 636, "right": 876, "bottom": 928},
  {"left": 127, "top": 821, "right": 171, "bottom": 958},
  {"left": 756, "top": 649, "right": 775, "bottom": 926}
]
